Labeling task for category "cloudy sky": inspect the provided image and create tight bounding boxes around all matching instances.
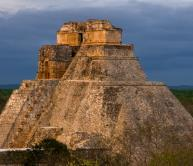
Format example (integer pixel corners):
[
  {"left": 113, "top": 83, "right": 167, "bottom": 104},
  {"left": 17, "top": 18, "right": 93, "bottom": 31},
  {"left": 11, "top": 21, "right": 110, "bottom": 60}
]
[{"left": 0, "top": 0, "right": 193, "bottom": 85}]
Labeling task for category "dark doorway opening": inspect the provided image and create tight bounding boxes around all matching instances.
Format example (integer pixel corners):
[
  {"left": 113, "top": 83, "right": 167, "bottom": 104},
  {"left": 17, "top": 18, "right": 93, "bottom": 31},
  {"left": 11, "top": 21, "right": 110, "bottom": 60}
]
[
  {"left": 45, "top": 61, "right": 50, "bottom": 79},
  {"left": 79, "top": 33, "right": 83, "bottom": 43}
]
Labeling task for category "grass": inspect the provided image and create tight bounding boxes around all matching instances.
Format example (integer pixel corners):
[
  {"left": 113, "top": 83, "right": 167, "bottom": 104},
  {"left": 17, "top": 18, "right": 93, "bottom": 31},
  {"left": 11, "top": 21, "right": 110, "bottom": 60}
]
[{"left": 149, "top": 149, "right": 193, "bottom": 166}]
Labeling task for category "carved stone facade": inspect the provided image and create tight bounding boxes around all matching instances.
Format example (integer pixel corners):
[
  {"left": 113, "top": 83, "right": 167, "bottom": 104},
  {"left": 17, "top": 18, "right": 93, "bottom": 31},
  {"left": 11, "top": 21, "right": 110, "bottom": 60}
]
[
  {"left": 37, "top": 45, "right": 79, "bottom": 79},
  {"left": 1, "top": 19, "right": 193, "bottom": 165},
  {"left": 57, "top": 19, "right": 122, "bottom": 46}
]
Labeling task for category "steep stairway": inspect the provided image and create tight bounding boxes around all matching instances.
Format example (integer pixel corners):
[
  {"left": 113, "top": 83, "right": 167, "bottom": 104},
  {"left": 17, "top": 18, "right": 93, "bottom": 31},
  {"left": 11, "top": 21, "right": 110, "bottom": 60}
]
[
  {"left": 0, "top": 82, "right": 33, "bottom": 147},
  {"left": 5, "top": 80, "right": 58, "bottom": 148}
]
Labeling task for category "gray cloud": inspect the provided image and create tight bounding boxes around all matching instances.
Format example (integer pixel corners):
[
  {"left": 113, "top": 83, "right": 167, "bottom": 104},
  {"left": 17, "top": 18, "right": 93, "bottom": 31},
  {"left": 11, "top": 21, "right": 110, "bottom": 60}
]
[
  {"left": 0, "top": 3, "right": 193, "bottom": 85},
  {"left": 1, "top": 0, "right": 193, "bottom": 15}
]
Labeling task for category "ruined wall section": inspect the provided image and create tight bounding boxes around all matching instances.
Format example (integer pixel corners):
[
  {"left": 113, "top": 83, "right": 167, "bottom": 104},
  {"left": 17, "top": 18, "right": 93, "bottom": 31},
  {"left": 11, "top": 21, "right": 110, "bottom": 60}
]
[
  {"left": 83, "top": 30, "right": 121, "bottom": 45},
  {"left": 0, "top": 80, "right": 59, "bottom": 148},
  {"left": 57, "top": 20, "right": 122, "bottom": 46},
  {"left": 57, "top": 32, "right": 82, "bottom": 46},
  {"left": 37, "top": 45, "right": 79, "bottom": 79},
  {"left": 57, "top": 22, "right": 83, "bottom": 46},
  {"left": 83, "top": 20, "right": 122, "bottom": 45}
]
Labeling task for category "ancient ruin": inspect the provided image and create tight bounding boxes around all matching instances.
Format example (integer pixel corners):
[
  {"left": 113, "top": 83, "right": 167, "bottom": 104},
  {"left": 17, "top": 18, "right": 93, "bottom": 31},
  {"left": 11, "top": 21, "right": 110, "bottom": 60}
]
[{"left": 1, "top": 19, "right": 193, "bottom": 165}]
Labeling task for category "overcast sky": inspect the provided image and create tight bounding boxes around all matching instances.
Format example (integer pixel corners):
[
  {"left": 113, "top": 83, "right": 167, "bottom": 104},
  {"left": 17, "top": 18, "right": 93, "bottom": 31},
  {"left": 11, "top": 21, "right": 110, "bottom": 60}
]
[
  {"left": 0, "top": 0, "right": 193, "bottom": 85},
  {"left": 1, "top": 0, "right": 193, "bottom": 13}
]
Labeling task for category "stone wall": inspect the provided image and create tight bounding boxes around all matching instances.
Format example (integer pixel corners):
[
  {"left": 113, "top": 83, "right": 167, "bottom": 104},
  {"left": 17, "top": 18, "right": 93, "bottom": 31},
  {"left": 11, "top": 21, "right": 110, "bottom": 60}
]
[
  {"left": 0, "top": 80, "right": 59, "bottom": 148},
  {"left": 57, "top": 32, "right": 82, "bottom": 46},
  {"left": 62, "top": 45, "right": 147, "bottom": 81},
  {"left": 0, "top": 86, "right": 32, "bottom": 148},
  {"left": 37, "top": 45, "right": 79, "bottom": 79},
  {"left": 83, "top": 30, "right": 121, "bottom": 45},
  {"left": 48, "top": 42, "right": 193, "bottom": 165}
]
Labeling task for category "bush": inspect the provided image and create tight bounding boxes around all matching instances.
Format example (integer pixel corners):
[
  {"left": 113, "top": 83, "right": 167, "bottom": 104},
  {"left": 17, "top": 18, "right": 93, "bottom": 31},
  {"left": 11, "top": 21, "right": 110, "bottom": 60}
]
[
  {"left": 171, "top": 89, "right": 193, "bottom": 116},
  {"left": 24, "top": 139, "right": 82, "bottom": 166}
]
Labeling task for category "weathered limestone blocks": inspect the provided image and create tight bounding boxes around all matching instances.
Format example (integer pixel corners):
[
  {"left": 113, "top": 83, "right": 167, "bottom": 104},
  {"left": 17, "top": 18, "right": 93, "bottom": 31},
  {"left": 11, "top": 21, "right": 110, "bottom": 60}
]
[
  {"left": 0, "top": 83, "right": 34, "bottom": 147},
  {"left": 48, "top": 34, "right": 193, "bottom": 164},
  {"left": 76, "top": 44, "right": 134, "bottom": 57},
  {"left": 50, "top": 79, "right": 193, "bottom": 165},
  {"left": 57, "top": 22, "right": 83, "bottom": 46},
  {"left": 38, "top": 20, "right": 123, "bottom": 80},
  {"left": 0, "top": 80, "right": 59, "bottom": 148},
  {"left": 37, "top": 45, "right": 79, "bottom": 79},
  {"left": 62, "top": 45, "right": 147, "bottom": 81},
  {"left": 28, "top": 127, "right": 63, "bottom": 146}
]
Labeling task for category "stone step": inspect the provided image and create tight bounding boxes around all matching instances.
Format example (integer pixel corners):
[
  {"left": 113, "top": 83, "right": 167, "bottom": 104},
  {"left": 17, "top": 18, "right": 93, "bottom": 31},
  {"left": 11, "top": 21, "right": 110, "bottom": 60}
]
[
  {"left": 0, "top": 86, "right": 33, "bottom": 148},
  {"left": 0, "top": 124, "right": 13, "bottom": 146},
  {"left": 0, "top": 80, "right": 59, "bottom": 148}
]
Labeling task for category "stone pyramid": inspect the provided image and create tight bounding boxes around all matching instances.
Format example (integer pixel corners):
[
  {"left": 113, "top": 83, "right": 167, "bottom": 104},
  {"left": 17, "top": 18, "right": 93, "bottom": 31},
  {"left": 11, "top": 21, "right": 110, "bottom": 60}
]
[{"left": 0, "top": 19, "right": 193, "bottom": 164}]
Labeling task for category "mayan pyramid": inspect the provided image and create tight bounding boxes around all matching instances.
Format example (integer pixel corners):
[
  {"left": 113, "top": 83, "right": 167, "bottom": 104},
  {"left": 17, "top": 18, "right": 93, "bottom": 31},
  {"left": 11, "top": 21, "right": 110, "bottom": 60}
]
[{"left": 0, "top": 19, "right": 193, "bottom": 164}]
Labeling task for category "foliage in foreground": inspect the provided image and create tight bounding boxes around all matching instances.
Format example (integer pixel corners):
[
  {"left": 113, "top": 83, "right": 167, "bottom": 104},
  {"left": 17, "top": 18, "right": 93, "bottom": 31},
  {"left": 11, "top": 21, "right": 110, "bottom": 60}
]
[
  {"left": 24, "top": 139, "right": 98, "bottom": 166},
  {"left": 24, "top": 139, "right": 130, "bottom": 166},
  {"left": 149, "top": 149, "right": 193, "bottom": 166},
  {"left": 171, "top": 89, "right": 193, "bottom": 116},
  {"left": 0, "top": 89, "right": 13, "bottom": 113}
]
